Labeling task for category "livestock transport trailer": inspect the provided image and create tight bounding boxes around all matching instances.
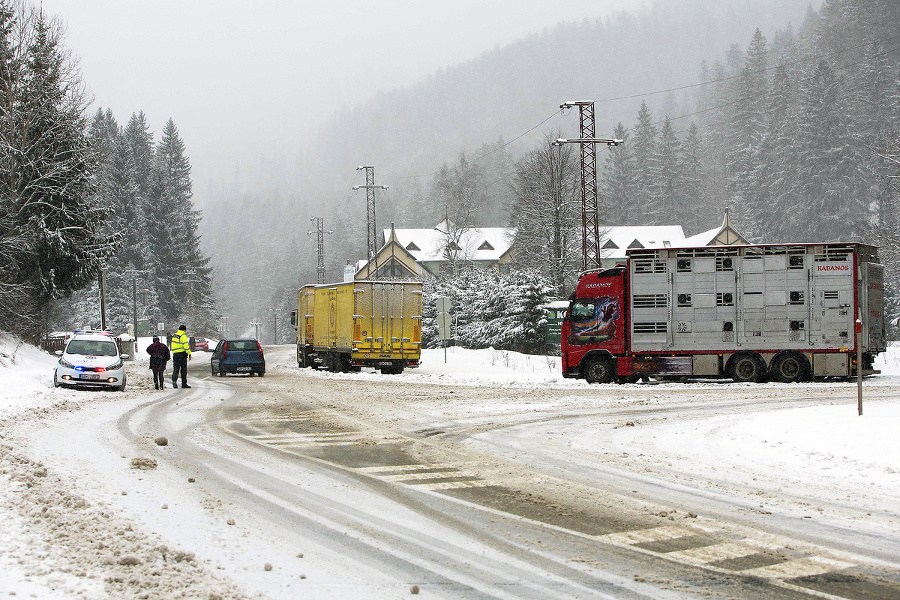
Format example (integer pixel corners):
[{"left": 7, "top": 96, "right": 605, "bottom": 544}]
[
  {"left": 561, "top": 243, "right": 886, "bottom": 383},
  {"left": 291, "top": 280, "right": 422, "bottom": 374}
]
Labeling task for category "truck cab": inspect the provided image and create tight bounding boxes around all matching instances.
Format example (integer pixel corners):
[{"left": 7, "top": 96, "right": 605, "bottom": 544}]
[{"left": 562, "top": 266, "right": 627, "bottom": 383}]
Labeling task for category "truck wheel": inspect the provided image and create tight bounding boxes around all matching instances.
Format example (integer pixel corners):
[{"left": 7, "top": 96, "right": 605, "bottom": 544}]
[
  {"left": 771, "top": 352, "right": 806, "bottom": 383},
  {"left": 583, "top": 357, "right": 615, "bottom": 384},
  {"left": 729, "top": 353, "right": 765, "bottom": 383},
  {"left": 297, "top": 345, "right": 306, "bottom": 368}
]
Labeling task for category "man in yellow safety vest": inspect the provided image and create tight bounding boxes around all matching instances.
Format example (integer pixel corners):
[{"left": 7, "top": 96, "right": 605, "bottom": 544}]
[{"left": 171, "top": 324, "right": 192, "bottom": 388}]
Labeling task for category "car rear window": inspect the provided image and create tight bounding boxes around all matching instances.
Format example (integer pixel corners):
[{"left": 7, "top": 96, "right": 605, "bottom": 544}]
[
  {"left": 227, "top": 340, "right": 259, "bottom": 351},
  {"left": 67, "top": 340, "right": 118, "bottom": 356}
]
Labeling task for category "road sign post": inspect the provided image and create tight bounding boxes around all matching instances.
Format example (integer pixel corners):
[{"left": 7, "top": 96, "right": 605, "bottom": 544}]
[{"left": 436, "top": 296, "right": 451, "bottom": 363}]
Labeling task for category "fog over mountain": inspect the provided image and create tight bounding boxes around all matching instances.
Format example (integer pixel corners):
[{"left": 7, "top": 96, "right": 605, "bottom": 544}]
[{"left": 199, "top": 0, "right": 818, "bottom": 334}]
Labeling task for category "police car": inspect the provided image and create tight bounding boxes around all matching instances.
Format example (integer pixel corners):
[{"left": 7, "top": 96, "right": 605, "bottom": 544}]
[{"left": 53, "top": 331, "right": 129, "bottom": 391}]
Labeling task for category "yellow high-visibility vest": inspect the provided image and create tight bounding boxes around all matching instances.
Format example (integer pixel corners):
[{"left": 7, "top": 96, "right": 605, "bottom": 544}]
[{"left": 171, "top": 330, "right": 191, "bottom": 355}]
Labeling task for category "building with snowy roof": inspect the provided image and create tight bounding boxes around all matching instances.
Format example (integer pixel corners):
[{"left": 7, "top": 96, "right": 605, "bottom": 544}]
[{"left": 354, "top": 213, "right": 746, "bottom": 280}]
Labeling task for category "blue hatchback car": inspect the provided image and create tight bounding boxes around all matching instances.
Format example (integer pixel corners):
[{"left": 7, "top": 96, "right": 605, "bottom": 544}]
[{"left": 210, "top": 339, "right": 265, "bottom": 376}]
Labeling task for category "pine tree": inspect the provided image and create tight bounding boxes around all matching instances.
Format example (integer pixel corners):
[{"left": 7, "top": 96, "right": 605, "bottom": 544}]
[
  {"left": 149, "top": 118, "right": 214, "bottom": 329},
  {"left": 681, "top": 123, "right": 708, "bottom": 234},
  {"left": 757, "top": 62, "right": 800, "bottom": 242},
  {"left": 727, "top": 30, "right": 769, "bottom": 239},
  {"left": 2, "top": 10, "right": 113, "bottom": 337},
  {"left": 797, "top": 60, "right": 869, "bottom": 241},
  {"left": 631, "top": 101, "right": 659, "bottom": 222},
  {"left": 601, "top": 123, "right": 635, "bottom": 225},
  {"left": 656, "top": 117, "right": 684, "bottom": 224}
]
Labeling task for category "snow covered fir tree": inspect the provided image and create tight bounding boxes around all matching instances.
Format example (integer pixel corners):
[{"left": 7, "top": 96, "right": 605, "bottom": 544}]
[
  {"left": 53, "top": 112, "right": 216, "bottom": 336},
  {"left": 0, "top": 4, "right": 114, "bottom": 340}
]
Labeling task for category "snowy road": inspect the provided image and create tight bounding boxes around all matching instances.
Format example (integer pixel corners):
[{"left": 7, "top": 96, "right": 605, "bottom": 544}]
[{"left": 4, "top": 341, "right": 900, "bottom": 599}]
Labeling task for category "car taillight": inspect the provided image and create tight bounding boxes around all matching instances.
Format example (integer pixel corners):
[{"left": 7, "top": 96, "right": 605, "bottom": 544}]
[
  {"left": 222, "top": 342, "right": 227, "bottom": 359},
  {"left": 256, "top": 341, "right": 262, "bottom": 354}
]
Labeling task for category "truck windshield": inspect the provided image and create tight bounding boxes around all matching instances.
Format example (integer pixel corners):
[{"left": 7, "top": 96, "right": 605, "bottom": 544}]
[{"left": 569, "top": 300, "right": 596, "bottom": 322}]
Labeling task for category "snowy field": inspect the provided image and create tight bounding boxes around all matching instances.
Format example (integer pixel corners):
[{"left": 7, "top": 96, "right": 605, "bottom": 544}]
[{"left": 1, "top": 333, "right": 899, "bottom": 598}]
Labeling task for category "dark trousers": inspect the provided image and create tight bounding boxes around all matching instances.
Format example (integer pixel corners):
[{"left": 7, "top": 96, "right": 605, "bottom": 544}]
[
  {"left": 172, "top": 353, "right": 188, "bottom": 386},
  {"left": 152, "top": 368, "right": 165, "bottom": 389}
]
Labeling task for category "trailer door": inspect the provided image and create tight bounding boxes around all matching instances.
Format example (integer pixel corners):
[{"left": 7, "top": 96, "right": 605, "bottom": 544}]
[{"left": 810, "top": 260, "right": 854, "bottom": 346}]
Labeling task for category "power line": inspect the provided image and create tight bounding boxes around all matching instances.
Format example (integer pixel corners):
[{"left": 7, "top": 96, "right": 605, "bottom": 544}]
[{"left": 379, "top": 32, "right": 900, "bottom": 186}]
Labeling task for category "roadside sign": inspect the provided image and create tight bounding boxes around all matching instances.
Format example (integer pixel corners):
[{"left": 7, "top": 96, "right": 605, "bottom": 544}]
[
  {"left": 436, "top": 296, "right": 450, "bottom": 314},
  {"left": 544, "top": 307, "right": 565, "bottom": 344},
  {"left": 437, "top": 311, "right": 452, "bottom": 340}
]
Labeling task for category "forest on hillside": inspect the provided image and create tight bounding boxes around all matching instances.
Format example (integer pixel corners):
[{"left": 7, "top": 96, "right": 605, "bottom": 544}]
[
  {"left": 201, "top": 0, "right": 900, "bottom": 342},
  {"left": 49, "top": 111, "right": 217, "bottom": 337},
  {"left": 0, "top": 0, "right": 217, "bottom": 341}
]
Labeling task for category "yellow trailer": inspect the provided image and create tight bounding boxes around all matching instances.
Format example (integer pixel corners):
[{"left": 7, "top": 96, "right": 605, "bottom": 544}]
[{"left": 291, "top": 280, "right": 422, "bottom": 374}]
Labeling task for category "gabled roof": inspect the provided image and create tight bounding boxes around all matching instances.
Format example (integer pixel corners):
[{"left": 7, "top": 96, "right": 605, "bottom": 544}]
[
  {"left": 356, "top": 223, "right": 421, "bottom": 280},
  {"left": 682, "top": 211, "right": 748, "bottom": 246},
  {"left": 384, "top": 219, "right": 513, "bottom": 262},
  {"left": 599, "top": 226, "right": 687, "bottom": 258}
]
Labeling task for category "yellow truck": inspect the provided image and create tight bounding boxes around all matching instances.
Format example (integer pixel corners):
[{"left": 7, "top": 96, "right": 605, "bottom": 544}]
[{"left": 290, "top": 280, "right": 423, "bottom": 374}]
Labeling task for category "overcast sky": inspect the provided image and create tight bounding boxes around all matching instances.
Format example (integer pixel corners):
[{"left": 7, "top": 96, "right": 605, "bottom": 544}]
[{"left": 39, "top": 0, "right": 643, "bottom": 199}]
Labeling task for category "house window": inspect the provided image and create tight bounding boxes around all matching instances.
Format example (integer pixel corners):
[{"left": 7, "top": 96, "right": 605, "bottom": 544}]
[
  {"left": 375, "top": 259, "right": 416, "bottom": 279},
  {"left": 478, "top": 240, "right": 494, "bottom": 251},
  {"left": 448, "top": 241, "right": 461, "bottom": 251},
  {"left": 405, "top": 242, "right": 421, "bottom": 251}
]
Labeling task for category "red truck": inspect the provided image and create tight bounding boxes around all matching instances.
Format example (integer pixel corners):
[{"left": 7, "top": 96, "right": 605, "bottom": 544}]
[{"left": 561, "top": 242, "right": 885, "bottom": 383}]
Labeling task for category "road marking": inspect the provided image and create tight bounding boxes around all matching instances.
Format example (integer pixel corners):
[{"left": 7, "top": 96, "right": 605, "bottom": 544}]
[
  {"left": 246, "top": 431, "right": 405, "bottom": 447},
  {"left": 740, "top": 556, "right": 855, "bottom": 579},
  {"left": 597, "top": 525, "right": 856, "bottom": 586},
  {"left": 379, "top": 471, "right": 468, "bottom": 482},
  {"left": 418, "top": 480, "right": 492, "bottom": 490},
  {"left": 352, "top": 464, "right": 490, "bottom": 490},
  {"left": 356, "top": 463, "right": 462, "bottom": 474},
  {"left": 599, "top": 525, "right": 694, "bottom": 545},
  {"left": 666, "top": 539, "right": 774, "bottom": 565}
]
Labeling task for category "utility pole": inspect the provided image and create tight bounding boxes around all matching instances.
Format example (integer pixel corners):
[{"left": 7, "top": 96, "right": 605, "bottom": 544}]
[
  {"left": 132, "top": 278, "right": 138, "bottom": 337},
  {"left": 309, "top": 217, "right": 333, "bottom": 284},
  {"left": 553, "top": 101, "right": 623, "bottom": 271},
  {"left": 99, "top": 270, "right": 107, "bottom": 330},
  {"left": 269, "top": 308, "right": 284, "bottom": 345},
  {"left": 352, "top": 166, "right": 388, "bottom": 276}
]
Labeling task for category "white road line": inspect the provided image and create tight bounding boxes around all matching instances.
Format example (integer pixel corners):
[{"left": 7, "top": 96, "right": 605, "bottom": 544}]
[
  {"left": 598, "top": 525, "right": 694, "bottom": 545},
  {"left": 418, "top": 480, "right": 492, "bottom": 490},
  {"left": 379, "top": 471, "right": 469, "bottom": 482},
  {"left": 740, "top": 556, "right": 855, "bottom": 579},
  {"left": 355, "top": 463, "right": 462, "bottom": 473},
  {"left": 666, "top": 540, "right": 771, "bottom": 565}
]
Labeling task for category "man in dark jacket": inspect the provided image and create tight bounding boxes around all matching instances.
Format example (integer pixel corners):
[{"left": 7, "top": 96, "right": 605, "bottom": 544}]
[{"left": 146, "top": 336, "right": 171, "bottom": 390}]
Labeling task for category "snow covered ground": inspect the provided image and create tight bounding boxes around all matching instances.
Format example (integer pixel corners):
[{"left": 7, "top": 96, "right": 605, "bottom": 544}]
[{"left": 1, "top": 333, "right": 899, "bottom": 598}]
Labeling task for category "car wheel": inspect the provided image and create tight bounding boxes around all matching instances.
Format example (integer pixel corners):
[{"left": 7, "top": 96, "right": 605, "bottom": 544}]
[
  {"left": 257, "top": 371, "right": 265, "bottom": 377},
  {"left": 117, "top": 376, "right": 126, "bottom": 392},
  {"left": 53, "top": 370, "right": 60, "bottom": 388}
]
